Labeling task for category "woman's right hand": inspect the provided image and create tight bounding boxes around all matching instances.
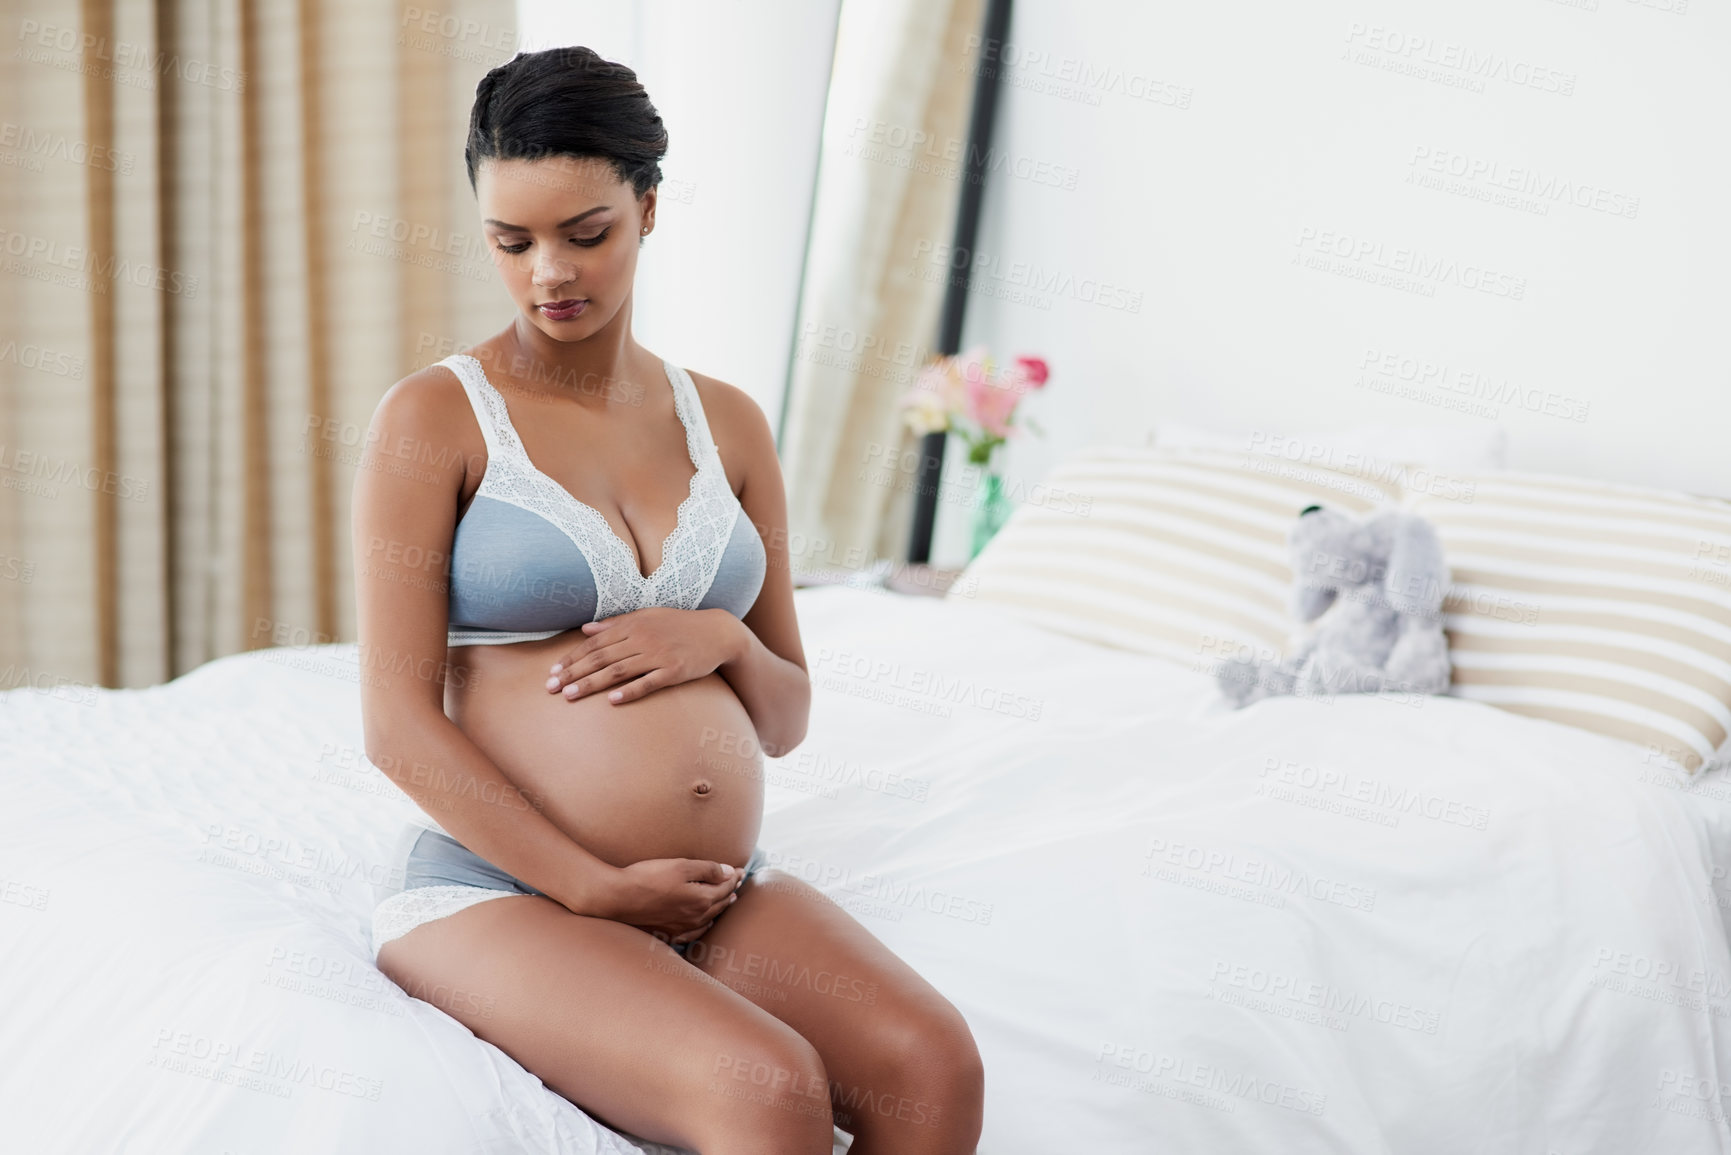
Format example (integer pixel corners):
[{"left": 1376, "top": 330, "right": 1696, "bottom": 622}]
[{"left": 591, "top": 857, "right": 745, "bottom": 946}]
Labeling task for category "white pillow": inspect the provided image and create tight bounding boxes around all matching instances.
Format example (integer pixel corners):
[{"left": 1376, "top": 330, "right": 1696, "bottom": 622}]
[{"left": 1152, "top": 421, "right": 1508, "bottom": 474}]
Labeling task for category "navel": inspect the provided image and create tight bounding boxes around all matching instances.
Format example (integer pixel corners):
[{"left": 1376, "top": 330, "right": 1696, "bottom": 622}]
[{"left": 691, "top": 779, "right": 713, "bottom": 796}]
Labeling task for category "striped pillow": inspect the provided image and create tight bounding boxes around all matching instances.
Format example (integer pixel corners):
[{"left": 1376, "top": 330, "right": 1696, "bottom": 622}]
[
  {"left": 954, "top": 446, "right": 1400, "bottom": 674},
  {"left": 1406, "top": 472, "right": 1731, "bottom": 773}
]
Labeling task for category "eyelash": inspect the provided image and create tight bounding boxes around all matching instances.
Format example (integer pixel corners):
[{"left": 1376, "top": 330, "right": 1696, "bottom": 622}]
[{"left": 494, "top": 227, "right": 611, "bottom": 255}]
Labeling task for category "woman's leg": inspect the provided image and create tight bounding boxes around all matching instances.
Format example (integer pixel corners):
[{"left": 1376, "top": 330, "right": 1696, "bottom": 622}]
[
  {"left": 376, "top": 893, "right": 835, "bottom": 1155},
  {"left": 683, "top": 869, "right": 985, "bottom": 1155}
]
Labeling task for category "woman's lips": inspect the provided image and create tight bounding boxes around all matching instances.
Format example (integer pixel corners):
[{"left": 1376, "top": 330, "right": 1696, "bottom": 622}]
[{"left": 538, "top": 299, "right": 587, "bottom": 320}]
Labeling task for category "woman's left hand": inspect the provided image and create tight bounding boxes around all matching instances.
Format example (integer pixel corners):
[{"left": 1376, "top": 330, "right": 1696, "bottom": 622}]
[{"left": 545, "top": 608, "right": 743, "bottom": 704}]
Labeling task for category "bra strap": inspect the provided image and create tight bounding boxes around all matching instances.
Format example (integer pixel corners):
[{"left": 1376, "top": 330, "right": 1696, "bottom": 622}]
[
  {"left": 665, "top": 360, "right": 721, "bottom": 465},
  {"left": 440, "top": 354, "right": 506, "bottom": 458}
]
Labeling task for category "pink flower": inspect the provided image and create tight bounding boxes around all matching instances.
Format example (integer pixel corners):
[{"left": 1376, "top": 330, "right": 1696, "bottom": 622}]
[
  {"left": 1013, "top": 356, "right": 1049, "bottom": 388},
  {"left": 965, "top": 373, "right": 1021, "bottom": 438},
  {"left": 899, "top": 347, "right": 1050, "bottom": 445}
]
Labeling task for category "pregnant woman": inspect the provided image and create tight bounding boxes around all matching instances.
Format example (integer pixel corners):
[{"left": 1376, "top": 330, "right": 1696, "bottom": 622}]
[{"left": 353, "top": 46, "right": 983, "bottom": 1155}]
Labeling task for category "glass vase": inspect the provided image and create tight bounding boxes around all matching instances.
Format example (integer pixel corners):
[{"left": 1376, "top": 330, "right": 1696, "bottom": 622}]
[{"left": 969, "top": 469, "right": 1011, "bottom": 559}]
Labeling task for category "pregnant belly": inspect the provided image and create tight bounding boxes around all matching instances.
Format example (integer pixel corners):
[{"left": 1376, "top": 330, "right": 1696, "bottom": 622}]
[{"left": 445, "top": 631, "right": 764, "bottom": 872}]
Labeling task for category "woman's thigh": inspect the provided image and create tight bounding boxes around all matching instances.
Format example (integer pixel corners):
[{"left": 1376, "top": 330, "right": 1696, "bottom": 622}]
[
  {"left": 682, "top": 869, "right": 985, "bottom": 1148},
  {"left": 376, "top": 893, "right": 835, "bottom": 1154}
]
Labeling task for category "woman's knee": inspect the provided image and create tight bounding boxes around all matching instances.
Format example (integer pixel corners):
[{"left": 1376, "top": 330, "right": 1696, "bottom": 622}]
[
  {"left": 690, "top": 1025, "right": 834, "bottom": 1152},
  {"left": 841, "top": 998, "right": 984, "bottom": 1144}
]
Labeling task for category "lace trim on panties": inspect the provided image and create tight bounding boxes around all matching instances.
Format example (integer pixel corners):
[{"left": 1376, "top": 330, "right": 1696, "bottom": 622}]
[{"left": 371, "top": 885, "right": 522, "bottom": 957}]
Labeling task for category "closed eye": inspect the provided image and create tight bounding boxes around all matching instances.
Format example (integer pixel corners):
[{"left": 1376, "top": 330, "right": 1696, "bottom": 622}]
[{"left": 493, "top": 227, "right": 611, "bottom": 256}]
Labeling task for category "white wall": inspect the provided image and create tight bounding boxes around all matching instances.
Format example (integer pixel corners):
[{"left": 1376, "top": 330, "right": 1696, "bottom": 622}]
[
  {"left": 930, "top": 0, "right": 1731, "bottom": 565},
  {"left": 515, "top": 0, "right": 839, "bottom": 426}
]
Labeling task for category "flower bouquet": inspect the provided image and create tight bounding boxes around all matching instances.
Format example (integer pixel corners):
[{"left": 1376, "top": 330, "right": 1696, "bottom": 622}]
[{"left": 899, "top": 346, "right": 1050, "bottom": 557}]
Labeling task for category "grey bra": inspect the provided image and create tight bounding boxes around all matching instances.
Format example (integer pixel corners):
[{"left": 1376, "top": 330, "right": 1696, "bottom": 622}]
[{"left": 436, "top": 353, "right": 766, "bottom": 646}]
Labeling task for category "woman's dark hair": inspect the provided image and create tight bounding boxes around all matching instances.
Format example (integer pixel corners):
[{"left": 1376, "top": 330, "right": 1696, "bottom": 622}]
[{"left": 464, "top": 47, "right": 667, "bottom": 198}]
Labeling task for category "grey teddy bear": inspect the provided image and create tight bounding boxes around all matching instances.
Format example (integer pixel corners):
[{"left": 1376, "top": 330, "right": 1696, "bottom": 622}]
[{"left": 1219, "top": 504, "right": 1453, "bottom": 706}]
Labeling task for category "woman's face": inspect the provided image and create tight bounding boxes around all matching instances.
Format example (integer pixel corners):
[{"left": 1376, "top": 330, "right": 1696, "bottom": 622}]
[{"left": 476, "top": 154, "right": 655, "bottom": 343}]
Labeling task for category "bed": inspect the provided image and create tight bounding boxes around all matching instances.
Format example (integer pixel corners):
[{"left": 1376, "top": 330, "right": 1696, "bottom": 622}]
[{"left": 4, "top": 449, "right": 1730, "bottom": 1153}]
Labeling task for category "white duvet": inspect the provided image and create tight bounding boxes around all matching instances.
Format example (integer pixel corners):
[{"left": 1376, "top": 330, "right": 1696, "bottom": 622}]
[{"left": 3, "top": 586, "right": 1729, "bottom": 1153}]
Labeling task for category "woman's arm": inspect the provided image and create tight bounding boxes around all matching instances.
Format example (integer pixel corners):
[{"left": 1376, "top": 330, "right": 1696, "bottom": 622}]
[
  {"left": 352, "top": 367, "right": 625, "bottom": 915},
  {"left": 709, "top": 379, "right": 810, "bottom": 757}
]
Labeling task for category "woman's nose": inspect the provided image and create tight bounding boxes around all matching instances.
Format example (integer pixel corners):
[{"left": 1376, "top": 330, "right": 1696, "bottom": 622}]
[{"left": 532, "top": 251, "right": 575, "bottom": 288}]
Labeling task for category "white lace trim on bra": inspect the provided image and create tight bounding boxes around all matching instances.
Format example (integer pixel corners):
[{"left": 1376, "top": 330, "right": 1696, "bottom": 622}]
[{"left": 442, "top": 354, "right": 737, "bottom": 623}]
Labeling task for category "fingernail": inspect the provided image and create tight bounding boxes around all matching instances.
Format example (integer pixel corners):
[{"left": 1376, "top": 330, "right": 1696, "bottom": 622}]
[
  {"left": 608, "top": 691, "right": 623, "bottom": 702},
  {"left": 729, "top": 894, "right": 737, "bottom": 903},
  {"left": 722, "top": 865, "right": 735, "bottom": 876},
  {"left": 545, "top": 677, "right": 560, "bottom": 691},
  {"left": 564, "top": 685, "right": 580, "bottom": 699},
  {"left": 549, "top": 663, "right": 562, "bottom": 674}
]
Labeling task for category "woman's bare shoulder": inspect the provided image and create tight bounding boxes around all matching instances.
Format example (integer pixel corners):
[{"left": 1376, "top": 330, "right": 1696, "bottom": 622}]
[
  {"left": 685, "top": 369, "right": 774, "bottom": 448},
  {"left": 359, "top": 361, "right": 486, "bottom": 485},
  {"left": 372, "top": 360, "right": 486, "bottom": 448},
  {"left": 373, "top": 360, "right": 468, "bottom": 426}
]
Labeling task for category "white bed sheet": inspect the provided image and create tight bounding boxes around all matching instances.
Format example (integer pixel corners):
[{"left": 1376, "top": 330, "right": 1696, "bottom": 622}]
[{"left": 3, "top": 585, "right": 1730, "bottom": 1153}]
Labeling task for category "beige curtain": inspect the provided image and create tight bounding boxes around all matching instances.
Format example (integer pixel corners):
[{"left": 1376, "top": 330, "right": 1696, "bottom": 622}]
[
  {"left": 0, "top": 0, "right": 514, "bottom": 688},
  {"left": 778, "top": 0, "right": 984, "bottom": 576}
]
